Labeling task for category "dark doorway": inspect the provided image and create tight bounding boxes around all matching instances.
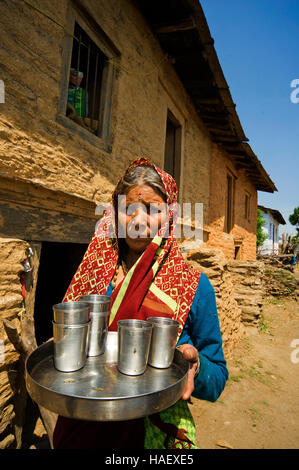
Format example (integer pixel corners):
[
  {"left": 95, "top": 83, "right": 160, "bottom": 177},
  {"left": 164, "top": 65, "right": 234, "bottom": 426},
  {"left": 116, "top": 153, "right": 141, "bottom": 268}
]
[{"left": 34, "top": 242, "right": 88, "bottom": 345}]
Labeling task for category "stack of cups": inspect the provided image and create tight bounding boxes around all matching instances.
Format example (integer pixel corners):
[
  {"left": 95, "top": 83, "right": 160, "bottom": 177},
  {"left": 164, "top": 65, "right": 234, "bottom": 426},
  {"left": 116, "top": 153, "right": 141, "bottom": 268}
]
[
  {"left": 52, "top": 302, "right": 90, "bottom": 372},
  {"left": 79, "top": 295, "right": 111, "bottom": 357}
]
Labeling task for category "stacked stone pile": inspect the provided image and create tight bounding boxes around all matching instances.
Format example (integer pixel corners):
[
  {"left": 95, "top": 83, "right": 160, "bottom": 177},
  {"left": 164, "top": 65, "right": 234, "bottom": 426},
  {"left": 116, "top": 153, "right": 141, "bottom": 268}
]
[
  {"left": 227, "top": 260, "right": 264, "bottom": 327},
  {"left": 0, "top": 239, "right": 27, "bottom": 449},
  {"left": 183, "top": 247, "right": 245, "bottom": 359},
  {"left": 262, "top": 267, "right": 298, "bottom": 299}
]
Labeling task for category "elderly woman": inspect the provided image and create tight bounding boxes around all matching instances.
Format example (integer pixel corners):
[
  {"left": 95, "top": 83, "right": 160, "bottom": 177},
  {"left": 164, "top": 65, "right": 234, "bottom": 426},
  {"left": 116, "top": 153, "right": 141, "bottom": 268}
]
[{"left": 53, "top": 157, "right": 228, "bottom": 449}]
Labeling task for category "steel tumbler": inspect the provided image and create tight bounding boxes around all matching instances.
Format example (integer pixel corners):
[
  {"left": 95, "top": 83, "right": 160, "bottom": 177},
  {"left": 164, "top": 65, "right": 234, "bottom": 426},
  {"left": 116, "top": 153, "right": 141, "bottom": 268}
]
[
  {"left": 117, "top": 319, "right": 152, "bottom": 375},
  {"left": 52, "top": 321, "right": 90, "bottom": 372},
  {"left": 147, "top": 317, "right": 179, "bottom": 368},
  {"left": 52, "top": 301, "right": 90, "bottom": 325},
  {"left": 79, "top": 295, "right": 111, "bottom": 356}
]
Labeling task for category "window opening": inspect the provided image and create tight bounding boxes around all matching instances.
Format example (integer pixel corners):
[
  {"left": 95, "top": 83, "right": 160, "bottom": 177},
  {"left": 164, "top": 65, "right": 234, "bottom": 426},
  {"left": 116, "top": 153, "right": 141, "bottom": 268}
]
[
  {"left": 234, "top": 245, "right": 241, "bottom": 259},
  {"left": 164, "top": 112, "right": 182, "bottom": 189},
  {"left": 225, "top": 173, "right": 235, "bottom": 233},
  {"left": 245, "top": 193, "right": 250, "bottom": 220},
  {"left": 66, "top": 22, "right": 107, "bottom": 136}
]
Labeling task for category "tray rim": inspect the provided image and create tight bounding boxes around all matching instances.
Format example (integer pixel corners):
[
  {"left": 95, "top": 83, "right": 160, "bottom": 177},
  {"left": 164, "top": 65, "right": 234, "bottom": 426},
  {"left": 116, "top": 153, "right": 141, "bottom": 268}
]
[
  {"left": 25, "top": 331, "right": 190, "bottom": 402},
  {"left": 26, "top": 342, "right": 188, "bottom": 402}
]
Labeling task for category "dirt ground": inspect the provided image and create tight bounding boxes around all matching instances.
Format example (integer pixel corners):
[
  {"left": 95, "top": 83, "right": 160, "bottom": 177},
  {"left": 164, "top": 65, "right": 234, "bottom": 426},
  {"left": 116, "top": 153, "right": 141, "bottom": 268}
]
[{"left": 191, "top": 266, "right": 299, "bottom": 450}]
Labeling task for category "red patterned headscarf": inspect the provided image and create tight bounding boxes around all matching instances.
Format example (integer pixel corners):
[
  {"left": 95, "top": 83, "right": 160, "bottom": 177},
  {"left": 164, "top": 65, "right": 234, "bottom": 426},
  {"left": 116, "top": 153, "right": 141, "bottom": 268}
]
[{"left": 63, "top": 157, "right": 201, "bottom": 336}]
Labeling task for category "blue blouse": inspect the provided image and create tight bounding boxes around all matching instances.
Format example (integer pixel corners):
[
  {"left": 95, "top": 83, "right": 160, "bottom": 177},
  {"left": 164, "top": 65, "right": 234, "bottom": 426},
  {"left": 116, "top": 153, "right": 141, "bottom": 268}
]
[{"left": 106, "top": 273, "right": 228, "bottom": 403}]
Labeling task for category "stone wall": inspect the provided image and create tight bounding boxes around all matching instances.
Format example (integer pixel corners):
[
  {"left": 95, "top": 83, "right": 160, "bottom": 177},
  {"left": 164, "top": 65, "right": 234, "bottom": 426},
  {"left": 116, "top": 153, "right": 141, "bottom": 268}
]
[
  {"left": 0, "top": 239, "right": 28, "bottom": 449},
  {"left": 0, "top": 0, "right": 259, "bottom": 251},
  {"left": 184, "top": 247, "right": 245, "bottom": 360},
  {"left": 184, "top": 248, "right": 265, "bottom": 359},
  {"left": 0, "top": 0, "right": 211, "bottom": 222},
  {"left": 227, "top": 260, "right": 265, "bottom": 327}
]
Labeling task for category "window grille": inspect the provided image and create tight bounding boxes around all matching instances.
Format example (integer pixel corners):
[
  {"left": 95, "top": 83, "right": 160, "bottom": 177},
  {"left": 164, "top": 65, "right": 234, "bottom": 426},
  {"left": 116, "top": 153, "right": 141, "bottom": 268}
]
[{"left": 66, "top": 22, "right": 107, "bottom": 136}]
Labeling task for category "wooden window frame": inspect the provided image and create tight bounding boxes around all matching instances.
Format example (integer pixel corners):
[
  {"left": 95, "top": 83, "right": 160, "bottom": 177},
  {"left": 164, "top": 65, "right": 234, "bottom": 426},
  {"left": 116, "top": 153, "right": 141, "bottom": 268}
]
[
  {"left": 224, "top": 170, "right": 236, "bottom": 233},
  {"left": 244, "top": 192, "right": 251, "bottom": 221},
  {"left": 57, "top": 1, "right": 119, "bottom": 152}
]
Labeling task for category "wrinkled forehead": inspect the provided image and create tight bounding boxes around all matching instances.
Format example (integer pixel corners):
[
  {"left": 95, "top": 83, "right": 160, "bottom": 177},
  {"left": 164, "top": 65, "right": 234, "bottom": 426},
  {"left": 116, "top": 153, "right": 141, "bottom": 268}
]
[{"left": 126, "top": 157, "right": 178, "bottom": 206}]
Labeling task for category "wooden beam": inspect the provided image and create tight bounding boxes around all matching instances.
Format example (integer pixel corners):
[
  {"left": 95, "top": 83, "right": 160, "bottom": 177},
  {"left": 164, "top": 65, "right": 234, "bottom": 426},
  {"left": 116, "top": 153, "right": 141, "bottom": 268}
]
[
  {"left": 0, "top": 174, "right": 97, "bottom": 219},
  {"left": 196, "top": 97, "right": 221, "bottom": 105},
  {"left": 208, "top": 126, "right": 233, "bottom": 134},
  {"left": 0, "top": 200, "right": 96, "bottom": 243},
  {"left": 0, "top": 174, "right": 99, "bottom": 243},
  {"left": 211, "top": 135, "right": 241, "bottom": 143},
  {"left": 153, "top": 16, "right": 197, "bottom": 33},
  {"left": 184, "top": 79, "right": 217, "bottom": 89}
]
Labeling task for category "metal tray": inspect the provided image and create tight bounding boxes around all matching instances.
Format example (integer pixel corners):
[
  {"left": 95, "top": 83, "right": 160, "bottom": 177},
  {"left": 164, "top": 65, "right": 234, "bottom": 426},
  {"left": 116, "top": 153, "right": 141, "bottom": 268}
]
[{"left": 25, "top": 332, "right": 189, "bottom": 421}]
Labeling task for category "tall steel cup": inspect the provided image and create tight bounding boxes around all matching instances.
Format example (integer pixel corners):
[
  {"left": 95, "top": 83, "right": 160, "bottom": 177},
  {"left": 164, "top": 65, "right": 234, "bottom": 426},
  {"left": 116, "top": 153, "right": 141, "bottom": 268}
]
[
  {"left": 52, "top": 321, "right": 90, "bottom": 372},
  {"left": 52, "top": 301, "right": 90, "bottom": 325},
  {"left": 117, "top": 320, "right": 152, "bottom": 375},
  {"left": 79, "top": 295, "right": 111, "bottom": 357},
  {"left": 147, "top": 317, "right": 179, "bottom": 368}
]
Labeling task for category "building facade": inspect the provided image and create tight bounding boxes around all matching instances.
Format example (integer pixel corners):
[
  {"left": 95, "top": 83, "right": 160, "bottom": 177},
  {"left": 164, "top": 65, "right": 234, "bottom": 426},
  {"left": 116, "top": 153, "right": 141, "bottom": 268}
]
[
  {"left": 0, "top": 0, "right": 276, "bottom": 448},
  {"left": 258, "top": 205, "right": 286, "bottom": 255}
]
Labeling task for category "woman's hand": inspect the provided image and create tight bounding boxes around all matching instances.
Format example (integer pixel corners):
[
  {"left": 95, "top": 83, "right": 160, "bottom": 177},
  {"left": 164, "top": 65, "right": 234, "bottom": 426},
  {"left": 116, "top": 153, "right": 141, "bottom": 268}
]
[{"left": 177, "top": 344, "right": 199, "bottom": 401}]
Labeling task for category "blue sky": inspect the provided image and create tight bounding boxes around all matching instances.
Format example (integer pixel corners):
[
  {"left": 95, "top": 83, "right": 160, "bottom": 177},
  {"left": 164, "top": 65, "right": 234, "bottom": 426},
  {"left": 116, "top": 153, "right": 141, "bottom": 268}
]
[{"left": 200, "top": 0, "right": 299, "bottom": 236}]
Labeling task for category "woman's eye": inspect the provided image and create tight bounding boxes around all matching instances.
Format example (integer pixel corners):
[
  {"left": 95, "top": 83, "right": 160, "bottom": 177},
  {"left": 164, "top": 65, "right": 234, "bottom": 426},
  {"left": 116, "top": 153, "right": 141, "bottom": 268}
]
[
  {"left": 126, "top": 203, "right": 138, "bottom": 215},
  {"left": 150, "top": 204, "right": 166, "bottom": 214},
  {"left": 150, "top": 206, "right": 161, "bottom": 214}
]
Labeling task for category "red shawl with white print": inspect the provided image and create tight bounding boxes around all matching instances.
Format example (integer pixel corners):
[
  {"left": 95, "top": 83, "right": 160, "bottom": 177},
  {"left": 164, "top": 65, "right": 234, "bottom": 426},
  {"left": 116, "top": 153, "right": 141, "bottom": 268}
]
[{"left": 63, "top": 157, "right": 201, "bottom": 336}]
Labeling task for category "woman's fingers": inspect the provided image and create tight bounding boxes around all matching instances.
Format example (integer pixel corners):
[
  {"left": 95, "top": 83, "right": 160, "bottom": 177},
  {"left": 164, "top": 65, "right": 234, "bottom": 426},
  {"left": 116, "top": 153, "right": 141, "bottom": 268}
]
[
  {"left": 178, "top": 344, "right": 198, "bottom": 363},
  {"left": 177, "top": 344, "right": 199, "bottom": 400}
]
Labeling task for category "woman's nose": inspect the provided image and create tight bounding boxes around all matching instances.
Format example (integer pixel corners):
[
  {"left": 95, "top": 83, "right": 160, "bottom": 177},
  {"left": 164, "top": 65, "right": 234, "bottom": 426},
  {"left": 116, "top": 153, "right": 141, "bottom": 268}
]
[
  {"left": 132, "top": 207, "right": 147, "bottom": 227},
  {"left": 127, "top": 205, "right": 148, "bottom": 235}
]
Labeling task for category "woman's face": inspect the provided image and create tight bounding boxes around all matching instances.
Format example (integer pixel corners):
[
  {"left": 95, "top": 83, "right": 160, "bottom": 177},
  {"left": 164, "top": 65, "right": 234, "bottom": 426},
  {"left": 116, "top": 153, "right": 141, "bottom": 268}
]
[{"left": 117, "top": 184, "right": 167, "bottom": 254}]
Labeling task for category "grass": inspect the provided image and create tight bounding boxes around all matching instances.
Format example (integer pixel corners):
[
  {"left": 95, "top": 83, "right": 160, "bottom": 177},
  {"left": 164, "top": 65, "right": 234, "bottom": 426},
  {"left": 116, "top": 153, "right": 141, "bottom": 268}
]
[
  {"left": 228, "top": 359, "right": 279, "bottom": 388},
  {"left": 266, "top": 268, "right": 296, "bottom": 282},
  {"left": 228, "top": 375, "right": 244, "bottom": 383},
  {"left": 263, "top": 297, "right": 285, "bottom": 306},
  {"left": 248, "top": 407, "right": 260, "bottom": 421},
  {"left": 257, "top": 400, "right": 269, "bottom": 407},
  {"left": 258, "top": 312, "right": 273, "bottom": 333}
]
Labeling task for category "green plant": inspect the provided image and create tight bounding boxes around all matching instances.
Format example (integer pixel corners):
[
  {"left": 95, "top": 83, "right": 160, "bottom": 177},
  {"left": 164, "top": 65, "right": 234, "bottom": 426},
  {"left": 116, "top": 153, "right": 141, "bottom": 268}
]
[
  {"left": 248, "top": 407, "right": 260, "bottom": 421},
  {"left": 289, "top": 207, "right": 299, "bottom": 237},
  {"left": 229, "top": 375, "right": 244, "bottom": 383},
  {"left": 257, "top": 208, "right": 268, "bottom": 248},
  {"left": 258, "top": 313, "right": 271, "bottom": 332}
]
